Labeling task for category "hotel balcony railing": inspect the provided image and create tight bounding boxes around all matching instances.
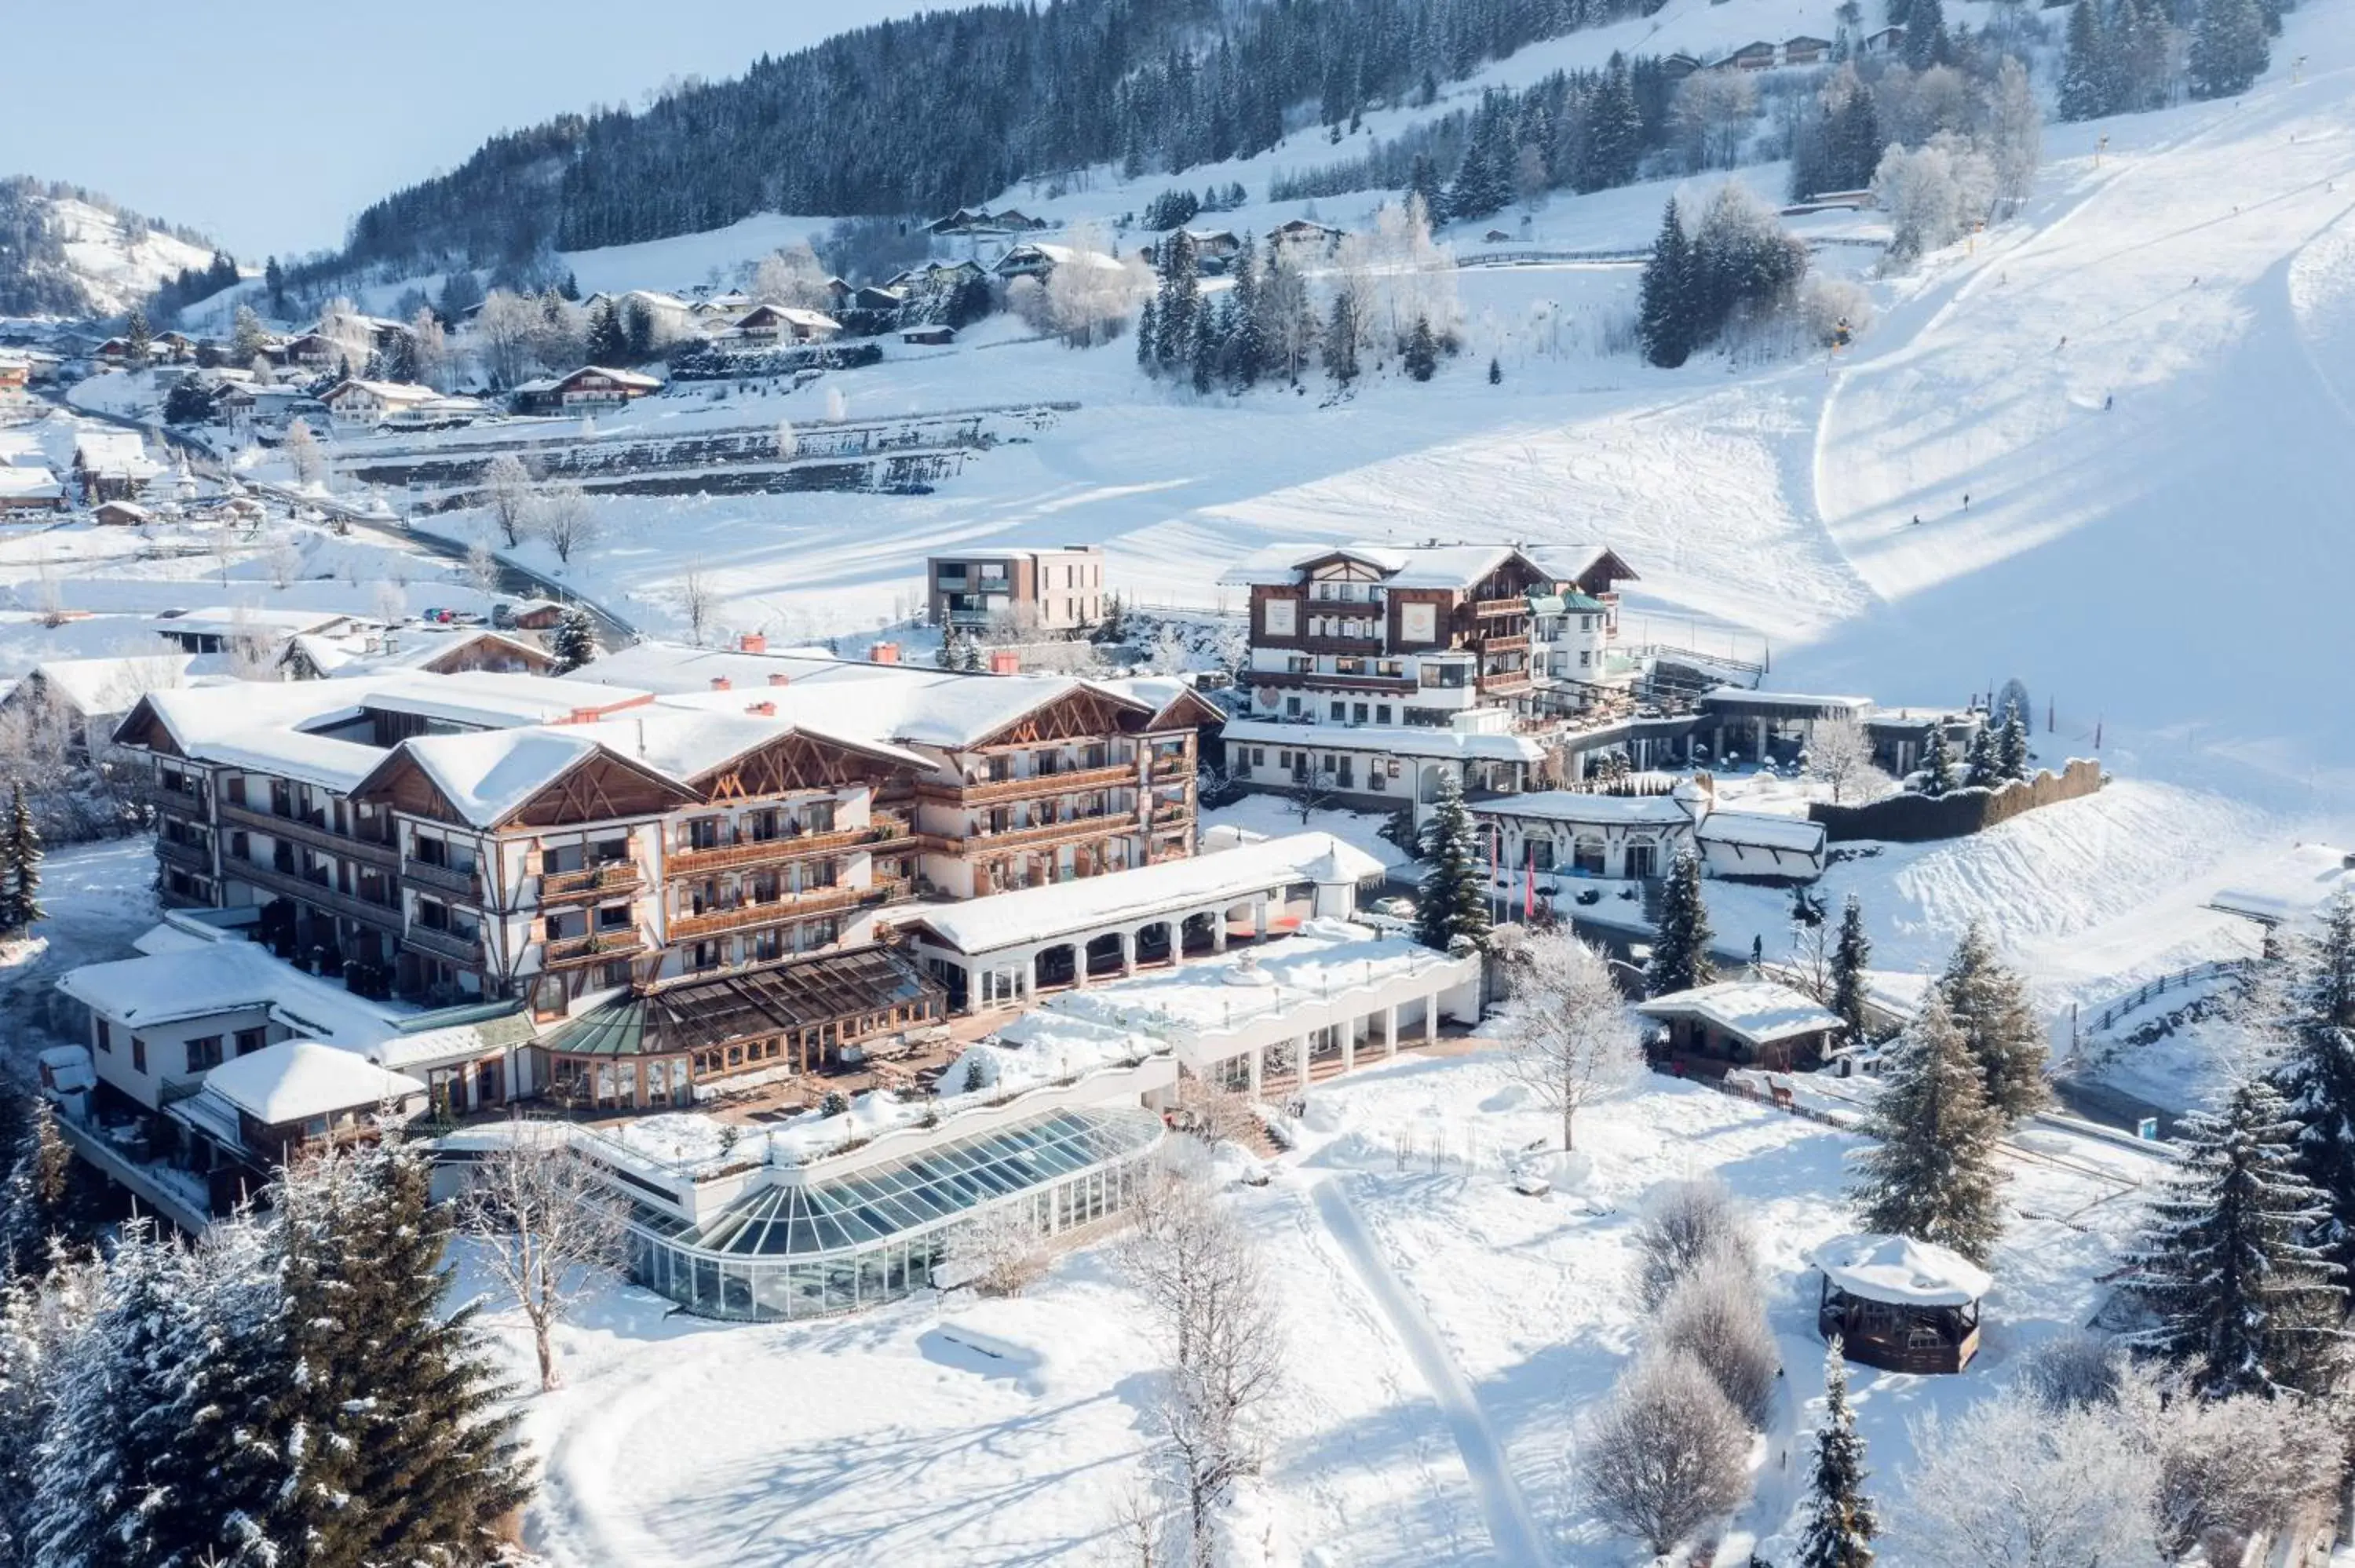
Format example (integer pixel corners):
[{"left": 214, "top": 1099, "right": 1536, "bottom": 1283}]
[
  {"left": 542, "top": 930, "right": 651, "bottom": 969},
  {"left": 922, "top": 812, "right": 1136, "bottom": 856},
  {"left": 1149, "top": 752, "right": 1193, "bottom": 779},
  {"left": 1477, "top": 671, "right": 1534, "bottom": 696},
  {"left": 403, "top": 858, "right": 482, "bottom": 901},
  {"left": 402, "top": 923, "right": 483, "bottom": 967},
  {"left": 668, "top": 879, "right": 905, "bottom": 939},
  {"left": 156, "top": 836, "right": 212, "bottom": 872},
  {"left": 918, "top": 763, "right": 1134, "bottom": 805},
  {"left": 667, "top": 818, "right": 901, "bottom": 877},
  {"left": 539, "top": 862, "right": 648, "bottom": 904},
  {"left": 218, "top": 800, "right": 398, "bottom": 869},
  {"left": 225, "top": 854, "right": 403, "bottom": 931},
  {"left": 1473, "top": 596, "right": 1529, "bottom": 618}
]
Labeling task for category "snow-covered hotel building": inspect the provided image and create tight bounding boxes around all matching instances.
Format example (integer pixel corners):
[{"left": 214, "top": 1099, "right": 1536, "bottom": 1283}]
[{"left": 1217, "top": 541, "right": 1637, "bottom": 824}]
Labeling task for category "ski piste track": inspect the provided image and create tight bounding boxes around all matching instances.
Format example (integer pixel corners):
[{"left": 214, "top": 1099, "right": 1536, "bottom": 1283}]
[{"left": 1310, "top": 1176, "right": 1553, "bottom": 1568}]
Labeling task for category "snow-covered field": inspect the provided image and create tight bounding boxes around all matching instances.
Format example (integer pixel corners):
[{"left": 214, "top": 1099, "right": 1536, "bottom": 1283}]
[{"left": 478, "top": 1046, "right": 2157, "bottom": 1567}]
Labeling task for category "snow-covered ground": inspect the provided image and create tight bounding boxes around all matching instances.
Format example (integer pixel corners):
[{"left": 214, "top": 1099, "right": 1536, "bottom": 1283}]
[{"left": 480, "top": 1045, "right": 2158, "bottom": 1567}]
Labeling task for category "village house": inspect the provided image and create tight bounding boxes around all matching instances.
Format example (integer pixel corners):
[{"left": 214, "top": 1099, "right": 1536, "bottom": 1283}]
[
  {"left": 279, "top": 624, "right": 558, "bottom": 682},
  {"left": 1783, "top": 34, "right": 1833, "bottom": 63},
  {"left": 0, "top": 356, "right": 27, "bottom": 399},
  {"left": 1861, "top": 24, "right": 1906, "bottom": 53},
  {"left": 1469, "top": 781, "right": 1830, "bottom": 887},
  {"left": 927, "top": 545, "right": 1107, "bottom": 634},
  {"left": 1719, "top": 40, "right": 1779, "bottom": 68},
  {"left": 71, "top": 430, "right": 166, "bottom": 502},
  {"left": 513, "top": 365, "right": 663, "bottom": 414},
  {"left": 1270, "top": 218, "right": 1346, "bottom": 257},
  {"left": 991, "top": 242, "right": 1127, "bottom": 284},
  {"left": 730, "top": 304, "right": 842, "bottom": 344},
  {"left": 0, "top": 652, "right": 213, "bottom": 756},
  {"left": 148, "top": 606, "right": 366, "bottom": 655},
  {"left": 0, "top": 463, "right": 67, "bottom": 514},
  {"left": 1636, "top": 979, "right": 1846, "bottom": 1073},
  {"left": 319, "top": 378, "right": 442, "bottom": 426}
]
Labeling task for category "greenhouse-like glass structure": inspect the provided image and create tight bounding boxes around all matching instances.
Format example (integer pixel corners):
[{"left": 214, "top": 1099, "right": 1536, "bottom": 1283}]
[{"left": 626, "top": 1104, "right": 1166, "bottom": 1321}]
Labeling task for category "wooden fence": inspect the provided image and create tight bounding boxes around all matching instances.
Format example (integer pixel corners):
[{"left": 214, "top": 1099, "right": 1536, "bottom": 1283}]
[{"left": 1809, "top": 757, "right": 2106, "bottom": 843}]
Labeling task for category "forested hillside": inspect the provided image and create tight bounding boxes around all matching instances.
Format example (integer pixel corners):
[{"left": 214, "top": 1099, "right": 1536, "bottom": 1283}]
[
  {"left": 0, "top": 175, "right": 229, "bottom": 319},
  {"left": 331, "top": 0, "right": 1654, "bottom": 278}
]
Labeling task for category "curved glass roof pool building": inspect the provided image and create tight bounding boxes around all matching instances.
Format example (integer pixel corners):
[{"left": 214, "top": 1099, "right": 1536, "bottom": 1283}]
[{"left": 626, "top": 1104, "right": 1166, "bottom": 1321}]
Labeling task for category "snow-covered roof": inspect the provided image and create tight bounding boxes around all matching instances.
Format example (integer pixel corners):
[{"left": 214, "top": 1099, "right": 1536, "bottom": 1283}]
[
  {"left": 557, "top": 364, "right": 663, "bottom": 392},
  {"left": 323, "top": 378, "right": 439, "bottom": 405},
  {"left": 1469, "top": 790, "right": 1696, "bottom": 827},
  {"left": 287, "top": 625, "right": 546, "bottom": 678},
  {"left": 0, "top": 465, "right": 62, "bottom": 500},
  {"left": 996, "top": 242, "right": 1126, "bottom": 274},
  {"left": 1634, "top": 980, "right": 1842, "bottom": 1045},
  {"left": 152, "top": 606, "right": 356, "bottom": 638},
  {"left": 1695, "top": 811, "right": 1827, "bottom": 854},
  {"left": 54, "top": 942, "right": 400, "bottom": 1047},
  {"left": 563, "top": 706, "right": 929, "bottom": 784},
  {"left": 355, "top": 668, "right": 646, "bottom": 730},
  {"left": 1811, "top": 1232, "right": 1992, "bottom": 1306},
  {"left": 388, "top": 727, "right": 616, "bottom": 828},
  {"left": 911, "top": 833, "right": 1385, "bottom": 954},
  {"left": 1221, "top": 718, "right": 1546, "bottom": 764},
  {"left": 1700, "top": 687, "right": 1873, "bottom": 713},
  {"left": 20, "top": 652, "right": 202, "bottom": 716},
  {"left": 199, "top": 1040, "right": 425, "bottom": 1125}
]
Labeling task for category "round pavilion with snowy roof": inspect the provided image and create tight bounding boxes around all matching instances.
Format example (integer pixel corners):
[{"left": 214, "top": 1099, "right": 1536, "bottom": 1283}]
[{"left": 1811, "top": 1231, "right": 1992, "bottom": 1373}]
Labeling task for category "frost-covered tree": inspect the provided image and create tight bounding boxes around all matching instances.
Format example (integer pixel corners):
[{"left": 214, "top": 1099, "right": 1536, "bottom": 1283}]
[
  {"left": 1795, "top": 1339, "right": 1878, "bottom": 1568},
  {"left": 1874, "top": 134, "right": 1999, "bottom": 261},
  {"left": 1995, "top": 700, "right": 2031, "bottom": 780},
  {"left": 1806, "top": 717, "right": 1886, "bottom": 804},
  {"left": 531, "top": 480, "right": 598, "bottom": 564},
  {"left": 281, "top": 417, "right": 325, "bottom": 485},
  {"left": 0, "top": 783, "right": 42, "bottom": 937},
  {"left": 230, "top": 302, "right": 270, "bottom": 366},
  {"left": 1656, "top": 1249, "right": 1780, "bottom": 1427},
  {"left": 1632, "top": 1176, "right": 1758, "bottom": 1311},
  {"left": 1638, "top": 199, "right": 1694, "bottom": 368},
  {"left": 1498, "top": 928, "right": 1640, "bottom": 1150},
  {"left": 1647, "top": 850, "right": 1714, "bottom": 996},
  {"left": 1579, "top": 1350, "right": 1752, "bottom": 1556},
  {"left": 945, "top": 1203, "right": 1052, "bottom": 1298},
  {"left": 2124, "top": 1074, "right": 2349, "bottom": 1400},
  {"left": 0, "top": 1096, "right": 68, "bottom": 1276},
  {"left": 1896, "top": 1382, "right": 2160, "bottom": 1568},
  {"left": 2126, "top": 1368, "right": 2346, "bottom": 1560},
  {"left": 484, "top": 450, "right": 533, "bottom": 546},
  {"left": 550, "top": 607, "right": 597, "bottom": 673},
  {"left": 1850, "top": 992, "right": 2010, "bottom": 1262},
  {"left": 2189, "top": 0, "right": 2268, "bottom": 98},
  {"left": 2271, "top": 889, "right": 2355, "bottom": 1276},
  {"left": 455, "top": 1134, "right": 628, "bottom": 1391},
  {"left": 1831, "top": 895, "right": 1872, "bottom": 1045},
  {"left": 1918, "top": 724, "right": 1956, "bottom": 796},
  {"left": 1414, "top": 771, "right": 1490, "bottom": 954},
  {"left": 1983, "top": 59, "right": 2043, "bottom": 214},
  {"left": 1670, "top": 70, "right": 1758, "bottom": 173},
  {"left": 1938, "top": 922, "right": 2049, "bottom": 1120}
]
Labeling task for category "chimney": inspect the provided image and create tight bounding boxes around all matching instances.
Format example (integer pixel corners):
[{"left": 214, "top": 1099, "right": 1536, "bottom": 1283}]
[
  {"left": 738, "top": 632, "right": 766, "bottom": 655},
  {"left": 709, "top": 676, "right": 732, "bottom": 691},
  {"left": 870, "top": 642, "right": 901, "bottom": 665},
  {"left": 746, "top": 700, "right": 775, "bottom": 717},
  {"left": 768, "top": 672, "right": 789, "bottom": 687},
  {"left": 988, "top": 649, "right": 1020, "bottom": 676}
]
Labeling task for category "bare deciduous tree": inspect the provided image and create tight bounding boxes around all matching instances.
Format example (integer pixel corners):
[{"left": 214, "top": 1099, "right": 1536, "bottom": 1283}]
[
  {"left": 455, "top": 1132, "right": 629, "bottom": 1392},
  {"left": 372, "top": 578, "right": 407, "bottom": 627},
  {"left": 1897, "top": 1383, "right": 2160, "bottom": 1568},
  {"left": 1498, "top": 928, "right": 1641, "bottom": 1150},
  {"left": 1804, "top": 717, "right": 1887, "bottom": 804},
  {"left": 1656, "top": 1249, "right": 1780, "bottom": 1428},
  {"left": 943, "top": 1203, "right": 1051, "bottom": 1298},
  {"left": 462, "top": 537, "right": 502, "bottom": 599},
  {"left": 1172, "top": 1077, "right": 1260, "bottom": 1150},
  {"left": 1630, "top": 1176, "right": 1756, "bottom": 1311},
  {"left": 1579, "top": 1349, "right": 1753, "bottom": 1556},
  {"left": 483, "top": 453, "right": 533, "bottom": 547},
  {"left": 282, "top": 418, "right": 325, "bottom": 485},
  {"left": 474, "top": 290, "right": 542, "bottom": 386},
  {"left": 1123, "top": 1161, "right": 1286, "bottom": 1564},
  {"left": 531, "top": 481, "right": 598, "bottom": 565},
  {"left": 678, "top": 562, "right": 717, "bottom": 647}
]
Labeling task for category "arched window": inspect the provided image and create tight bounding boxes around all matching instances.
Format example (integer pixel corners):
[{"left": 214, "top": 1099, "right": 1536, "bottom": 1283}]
[{"left": 1572, "top": 837, "right": 1606, "bottom": 876}]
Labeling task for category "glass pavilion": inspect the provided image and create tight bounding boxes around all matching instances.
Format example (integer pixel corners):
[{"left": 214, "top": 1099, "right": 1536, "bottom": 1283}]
[{"left": 626, "top": 1104, "right": 1165, "bottom": 1320}]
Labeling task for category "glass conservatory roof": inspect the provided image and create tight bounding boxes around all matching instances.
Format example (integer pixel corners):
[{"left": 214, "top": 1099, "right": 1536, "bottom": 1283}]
[{"left": 636, "top": 1106, "right": 1163, "bottom": 1260}]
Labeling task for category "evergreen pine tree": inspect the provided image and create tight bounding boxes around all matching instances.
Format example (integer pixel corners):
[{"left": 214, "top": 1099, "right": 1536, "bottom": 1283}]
[
  {"left": 257, "top": 1146, "right": 530, "bottom": 1563},
  {"left": 1404, "top": 314, "right": 1438, "bottom": 381},
  {"left": 1580, "top": 55, "right": 1642, "bottom": 192},
  {"left": 1937, "top": 921, "right": 2050, "bottom": 1120},
  {"left": 550, "top": 607, "right": 597, "bottom": 673},
  {"left": 1831, "top": 895, "right": 1872, "bottom": 1046},
  {"left": 1904, "top": 0, "right": 1950, "bottom": 66},
  {"left": 2271, "top": 890, "right": 2355, "bottom": 1279},
  {"left": 1638, "top": 199, "right": 1694, "bottom": 368},
  {"left": 1918, "top": 725, "right": 1956, "bottom": 796},
  {"left": 588, "top": 300, "right": 627, "bottom": 364},
  {"left": 1647, "top": 850, "right": 1716, "bottom": 996},
  {"left": 1136, "top": 297, "right": 1159, "bottom": 374},
  {"left": 2126, "top": 1075, "right": 2348, "bottom": 1399},
  {"left": 4, "top": 784, "right": 41, "bottom": 936},
  {"left": 2060, "top": 0, "right": 2112, "bottom": 119},
  {"left": 1995, "top": 701, "right": 2030, "bottom": 780},
  {"left": 1189, "top": 304, "right": 1216, "bottom": 395},
  {"left": 0, "top": 1096, "right": 68, "bottom": 1278},
  {"left": 1414, "top": 771, "right": 1492, "bottom": 954},
  {"left": 264, "top": 257, "right": 286, "bottom": 314},
  {"left": 1795, "top": 1338, "right": 1879, "bottom": 1568},
  {"left": 1849, "top": 992, "right": 2010, "bottom": 1263},
  {"left": 1323, "top": 286, "right": 1361, "bottom": 386},
  {"left": 1488, "top": 356, "right": 1502, "bottom": 385},
  {"left": 933, "top": 627, "right": 960, "bottom": 669},
  {"left": 0, "top": 1273, "right": 64, "bottom": 1563},
  {"left": 1962, "top": 724, "right": 2000, "bottom": 788},
  {"left": 1155, "top": 232, "right": 1199, "bottom": 368},
  {"left": 958, "top": 636, "right": 985, "bottom": 673},
  {"left": 123, "top": 308, "right": 152, "bottom": 370},
  {"left": 1227, "top": 237, "right": 1265, "bottom": 388},
  {"left": 2189, "top": 0, "right": 2269, "bottom": 98},
  {"left": 1407, "top": 152, "right": 1447, "bottom": 225}
]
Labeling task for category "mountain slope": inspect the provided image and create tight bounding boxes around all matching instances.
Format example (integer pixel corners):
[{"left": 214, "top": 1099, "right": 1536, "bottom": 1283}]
[{"left": 0, "top": 176, "right": 225, "bottom": 318}]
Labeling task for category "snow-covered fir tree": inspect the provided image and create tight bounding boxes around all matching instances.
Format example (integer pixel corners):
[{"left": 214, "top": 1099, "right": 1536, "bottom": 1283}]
[
  {"left": 2125, "top": 1074, "right": 2348, "bottom": 1400},
  {"left": 2272, "top": 889, "right": 2355, "bottom": 1278},
  {"left": 1962, "top": 724, "right": 2001, "bottom": 789},
  {"left": 1323, "top": 286, "right": 1361, "bottom": 386},
  {"left": 1937, "top": 922, "right": 2050, "bottom": 1119},
  {"left": 0, "top": 1096, "right": 68, "bottom": 1278},
  {"left": 1850, "top": 992, "right": 2009, "bottom": 1263},
  {"left": 550, "top": 607, "right": 598, "bottom": 673},
  {"left": 1831, "top": 895, "right": 1872, "bottom": 1045},
  {"left": 0, "top": 782, "right": 42, "bottom": 937},
  {"left": 1647, "top": 851, "right": 1715, "bottom": 996},
  {"left": 1917, "top": 724, "right": 1955, "bottom": 796},
  {"left": 1638, "top": 200, "right": 1693, "bottom": 368},
  {"left": 1995, "top": 702, "right": 2030, "bottom": 781},
  {"left": 1795, "top": 1337, "right": 1878, "bottom": 1568},
  {"left": 2189, "top": 0, "right": 2269, "bottom": 98},
  {"left": 1404, "top": 315, "right": 1438, "bottom": 381},
  {"left": 1415, "top": 771, "right": 1491, "bottom": 954}
]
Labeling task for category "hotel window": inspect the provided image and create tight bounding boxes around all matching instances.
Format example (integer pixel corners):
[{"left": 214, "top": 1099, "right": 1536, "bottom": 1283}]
[
  {"left": 185, "top": 1035, "right": 224, "bottom": 1073},
  {"left": 1329, "top": 702, "right": 1346, "bottom": 721},
  {"left": 1353, "top": 703, "right": 1370, "bottom": 724},
  {"left": 236, "top": 1027, "right": 267, "bottom": 1056},
  {"left": 94, "top": 1019, "right": 111, "bottom": 1054},
  {"left": 1288, "top": 656, "right": 1313, "bottom": 674},
  {"left": 1376, "top": 705, "right": 1393, "bottom": 724},
  {"left": 132, "top": 1037, "right": 148, "bottom": 1074}
]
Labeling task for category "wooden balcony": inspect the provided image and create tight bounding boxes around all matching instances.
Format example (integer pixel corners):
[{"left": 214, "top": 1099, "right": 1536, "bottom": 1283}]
[
  {"left": 1150, "top": 752, "right": 1193, "bottom": 779},
  {"left": 539, "top": 862, "right": 647, "bottom": 905},
  {"left": 1473, "top": 596, "right": 1529, "bottom": 618},
  {"left": 138, "top": 782, "right": 209, "bottom": 816},
  {"left": 218, "top": 800, "right": 398, "bottom": 869},
  {"left": 402, "top": 923, "right": 482, "bottom": 966},
  {"left": 916, "top": 762, "right": 1135, "bottom": 806},
  {"left": 667, "top": 819, "right": 900, "bottom": 877},
  {"left": 1243, "top": 669, "right": 1416, "bottom": 696},
  {"left": 223, "top": 854, "right": 403, "bottom": 932},
  {"left": 403, "top": 858, "right": 481, "bottom": 901},
  {"left": 666, "top": 879, "right": 901, "bottom": 940},
  {"left": 1474, "top": 633, "right": 1530, "bottom": 655},
  {"left": 543, "top": 931, "right": 650, "bottom": 969},
  {"left": 156, "top": 836, "right": 212, "bottom": 873},
  {"left": 1477, "top": 671, "right": 1533, "bottom": 696},
  {"left": 923, "top": 813, "right": 1138, "bottom": 857}
]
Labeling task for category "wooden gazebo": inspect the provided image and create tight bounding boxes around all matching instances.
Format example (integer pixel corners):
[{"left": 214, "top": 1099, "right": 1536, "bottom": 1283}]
[{"left": 1812, "top": 1232, "right": 1991, "bottom": 1373}]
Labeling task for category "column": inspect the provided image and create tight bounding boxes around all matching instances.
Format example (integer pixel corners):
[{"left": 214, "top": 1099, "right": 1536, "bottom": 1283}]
[
  {"left": 1297, "top": 1033, "right": 1312, "bottom": 1091},
  {"left": 1247, "top": 1041, "right": 1264, "bottom": 1097},
  {"left": 1754, "top": 716, "right": 1769, "bottom": 764},
  {"left": 1016, "top": 954, "right": 1034, "bottom": 1000},
  {"left": 1212, "top": 910, "right": 1229, "bottom": 953},
  {"left": 1384, "top": 1004, "right": 1400, "bottom": 1059},
  {"left": 1119, "top": 930, "right": 1136, "bottom": 978},
  {"left": 1426, "top": 994, "right": 1439, "bottom": 1047},
  {"left": 962, "top": 963, "right": 979, "bottom": 1015},
  {"left": 1073, "top": 944, "right": 1091, "bottom": 989},
  {"left": 1342, "top": 1016, "right": 1357, "bottom": 1076},
  {"left": 1253, "top": 898, "right": 1270, "bottom": 939}
]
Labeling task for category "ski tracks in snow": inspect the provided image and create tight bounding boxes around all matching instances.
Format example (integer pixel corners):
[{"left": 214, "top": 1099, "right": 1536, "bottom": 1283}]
[{"left": 1307, "top": 1176, "right": 1554, "bottom": 1568}]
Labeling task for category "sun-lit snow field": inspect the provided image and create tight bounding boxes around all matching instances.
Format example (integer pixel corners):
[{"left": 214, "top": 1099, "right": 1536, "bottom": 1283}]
[{"left": 476, "top": 1045, "right": 2159, "bottom": 1567}]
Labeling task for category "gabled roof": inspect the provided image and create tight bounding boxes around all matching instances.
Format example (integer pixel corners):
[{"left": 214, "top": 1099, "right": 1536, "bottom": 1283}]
[
  {"left": 1218, "top": 540, "right": 1576, "bottom": 592},
  {"left": 0, "top": 465, "right": 63, "bottom": 501},
  {"left": 560, "top": 706, "right": 930, "bottom": 786},
  {"left": 353, "top": 726, "right": 697, "bottom": 830},
  {"left": 1634, "top": 981, "right": 1842, "bottom": 1045},
  {"left": 201, "top": 1040, "right": 425, "bottom": 1125},
  {"left": 551, "top": 364, "right": 662, "bottom": 393},
  {"left": 17, "top": 652, "right": 203, "bottom": 717},
  {"left": 320, "top": 378, "right": 439, "bottom": 406}
]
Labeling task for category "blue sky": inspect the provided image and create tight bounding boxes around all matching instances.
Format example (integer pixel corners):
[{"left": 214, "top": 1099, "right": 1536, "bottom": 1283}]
[{"left": 0, "top": 2, "right": 933, "bottom": 260}]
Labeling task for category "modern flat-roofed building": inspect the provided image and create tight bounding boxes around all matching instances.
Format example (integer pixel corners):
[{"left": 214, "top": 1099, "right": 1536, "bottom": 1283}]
[{"left": 927, "top": 545, "right": 1105, "bottom": 635}]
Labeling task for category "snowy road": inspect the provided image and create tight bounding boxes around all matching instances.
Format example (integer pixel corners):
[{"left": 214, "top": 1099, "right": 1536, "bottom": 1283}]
[{"left": 1309, "top": 1176, "right": 1552, "bottom": 1568}]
